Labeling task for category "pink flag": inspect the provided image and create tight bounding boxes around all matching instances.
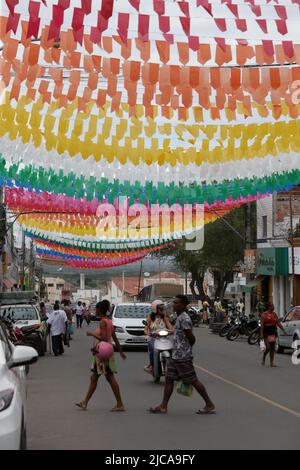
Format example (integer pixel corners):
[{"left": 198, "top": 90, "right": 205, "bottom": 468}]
[
  {"left": 236, "top": 19, "right": 247, "bottom": 32},
  {"left": 275, "top": 5, "right": 287, "bottom": 20},
  {"left": 178, "top": 2, "right": 189, "bottom": 17},
  {"left": 262, "top": 40, "right": 274, "bottom": 57},
  {"left": 81, "top": 0, "right": 91, "bottom": 14},
  {"left": 129, "top": 0, "right": 140, "bottom": 11},
  {"left": 282, "top": 41, "right": 294, "bottom": 58},
  {"left": 215, "top": 37, "right": 226, "bottom": 52},
  {"left": 276, "top": 19, "right": 287, "bottom": 35},
  {"left": 101, "top": 0, "right": 114, "bottom": 20}
]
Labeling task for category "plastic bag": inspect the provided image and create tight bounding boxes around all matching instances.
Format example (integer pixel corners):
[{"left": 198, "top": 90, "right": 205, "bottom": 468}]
[
  {"left": 176, "top": 381, "right": 193, "bottom": 397},
  {"left": 259, "top": 340, "right": 266, "bottom": 352}
]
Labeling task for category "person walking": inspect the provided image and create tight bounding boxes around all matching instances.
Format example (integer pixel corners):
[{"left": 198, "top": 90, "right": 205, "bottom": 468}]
[
  {"left": 62, "top": 300, "right": 73, "bottom": 344},
  {"left": 82, "top": 302, "right": 90, "bottom": 326},
  {"left": 46, "top": 303, "right": 68, "bottom": 356},
  {"left": 75, "top": 300, "right": 126, "bottom": 411},
  {"left": 260, "top": 302, "right": 287, "bottom": 367},
  {"left": 75, "top": 301, "right": 84, "bottom": 328},
  {"left": 149, "top": 295, "right": 215, "bottom": 415}
]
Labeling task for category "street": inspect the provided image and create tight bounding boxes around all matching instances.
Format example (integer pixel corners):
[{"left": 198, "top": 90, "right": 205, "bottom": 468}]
[{"left": 27, "top": 326, "right": 300, "bottom": 450}]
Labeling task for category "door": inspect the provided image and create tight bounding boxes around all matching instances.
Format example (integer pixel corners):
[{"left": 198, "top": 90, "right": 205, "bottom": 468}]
[{"left": 281, "top": 309, "right": 296, "bottom": 347}]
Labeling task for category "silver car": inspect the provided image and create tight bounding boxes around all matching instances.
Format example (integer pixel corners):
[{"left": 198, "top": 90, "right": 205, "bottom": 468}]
[{"left": 276, "top": 306, "right": 300, "bottom": 353}]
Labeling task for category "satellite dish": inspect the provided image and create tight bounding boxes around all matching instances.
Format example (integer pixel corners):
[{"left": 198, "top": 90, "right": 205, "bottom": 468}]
[{"left": 144, "top": 272, "right": 150, "bottom": 277}]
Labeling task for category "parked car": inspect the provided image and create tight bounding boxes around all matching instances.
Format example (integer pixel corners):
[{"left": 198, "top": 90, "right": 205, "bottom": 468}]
[
  {"left": 0, "top": 320, "right": 38, "bottom": 450},
  {"left": 112, "top": 303, "right": 152, "bottom": 348},
  {"left": 276, "top": 306, "right": 300, "bottom": 353},
  {"left": 0, "top": 292, "right": 47, "bottom": 356}
]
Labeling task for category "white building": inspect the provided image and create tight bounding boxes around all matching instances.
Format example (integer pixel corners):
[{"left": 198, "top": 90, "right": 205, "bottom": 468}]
[{"left": 45, "top": 277, "right": 65, "bottom": 304}]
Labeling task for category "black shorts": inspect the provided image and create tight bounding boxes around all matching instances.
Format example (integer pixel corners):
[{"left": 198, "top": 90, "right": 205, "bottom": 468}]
[{"left": 165, "top": 358, "right": 197, "bottom": 384}]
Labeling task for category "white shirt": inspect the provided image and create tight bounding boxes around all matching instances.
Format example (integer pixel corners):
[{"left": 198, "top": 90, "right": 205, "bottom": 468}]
[
  {"left": 75, "top": 306, "right": 83, "bottom": 316},
  {"left": 47, "top": 310, "right": 68, "bottom": 336}
]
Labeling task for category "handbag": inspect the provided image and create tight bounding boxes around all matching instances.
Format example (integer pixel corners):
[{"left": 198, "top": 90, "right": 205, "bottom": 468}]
[
  {"left": 267, "top": 335, "right": 276, "bottom": 343},
  {"left": 259, "top": 340, "right": 266, "bottom": 352},
  {"left": 176, "top": 381, "right": 193, "bottom": 397}
]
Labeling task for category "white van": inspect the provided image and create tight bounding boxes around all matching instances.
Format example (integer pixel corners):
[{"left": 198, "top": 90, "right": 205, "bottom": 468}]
[{"left": 112, "top": 303, "right": 152, "bottom": 348}]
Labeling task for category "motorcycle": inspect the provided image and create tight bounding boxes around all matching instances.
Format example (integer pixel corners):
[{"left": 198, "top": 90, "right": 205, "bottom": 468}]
[
  {"left": 188, "top": 307, "right": 201, "bottom": 326},
  {"left": 219, "top": 313, "right": 239, "bottom": 338},
  {"left": 247, "top": 321, "right": 262, "bottom": 345},
  {"left": 226, "top": 315, "right": 259, "bottom": 341},
  {"left": 153, "top": 329, "right": 173, "bottom": 381}
]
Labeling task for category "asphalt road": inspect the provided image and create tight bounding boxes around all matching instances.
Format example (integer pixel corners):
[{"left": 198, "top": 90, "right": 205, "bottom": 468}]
[{"left": 26, "top": 326, "right": 300, "bottom": 450}]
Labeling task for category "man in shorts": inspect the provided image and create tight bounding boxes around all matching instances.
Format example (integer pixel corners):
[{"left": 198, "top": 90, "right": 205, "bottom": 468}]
[{"left": 149, "top": 295, "right": 215, "bottom": 415}]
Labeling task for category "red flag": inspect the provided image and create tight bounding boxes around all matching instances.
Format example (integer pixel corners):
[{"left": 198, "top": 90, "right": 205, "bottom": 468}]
[
  {"left": 101, "top": 0, "right": 114, "bottom": 20},
  {"left": 153, "top": 0, "right": 164, "bottom": 16},
  {"left": 215, "top": 18, "right": 227, "bottom": 32},
  {"left": 215, "top": 37, "right": 226, "bottom": 52},
  {"left": 81, "top": 0, "right": 91, "bottom": 14},
  {"left": 58, "top": 0, "right": 70, "bottom": 9},
  {"left": 5, "top": 0, "right": 18, "bottom": 14},
  {"left": 189, "top": 36, "right": 199, "bottom": 51},
  {"left": 196, "top": 0, "right": 212, "bottom": 16},
  {"left": 138, "top": 14, "right": 149, "bottom": 41},
  {"left": 178, "top": 2, "right": 189, "bottom": 17},
  {"left": 227, "top": 4, "right": 238, "bottom": 17},
  {"left": 256, "top": 19, "right": 268, "bottom": 34},
  {"left": 129, "top": 0, "right": 140, "bottom": 11},
  {"left": 262, "top": 40, "right": 274, "bottom": 57},
  {"left": 236, "top": 19, "right": 247, "bottom": 32},
  {"left": 118, "top": 13, "right": 129, "bottom": 43},
  {"left": 48, "top": 5, "right": 64, "bottom": 40},
  {"left": 276, "top": 20, "right": 287, "bottom": 35},
  {"left": 250, "top": 5, "right": 261, "bottom": 16},
  {"left": 27, "top": 1, "right": 40, "bottom": 39},
  {"left": 180, "top": 17, "right": 190, "bottom": 36},
  {"left": 282, "top": 41, "right": 294, "bottom": 58},
  {"left": 159, "top": 16, "right": 170, "bottom": 34},
  {"left": 275, "top": 5, "right": 287, "bottom": 20},
  {"left": 6, "top": 12, "right": 20, "bottom": 33}
]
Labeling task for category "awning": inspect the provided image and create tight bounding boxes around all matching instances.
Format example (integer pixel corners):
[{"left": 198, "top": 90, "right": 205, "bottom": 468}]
[{"left": 244, "top": 276, "right": 266, "bottom": 293}]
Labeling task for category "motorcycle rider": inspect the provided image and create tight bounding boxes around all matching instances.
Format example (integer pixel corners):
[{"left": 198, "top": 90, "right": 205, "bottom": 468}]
[{"left": 144, "top": 300, "right": 173, "bottom": 382}]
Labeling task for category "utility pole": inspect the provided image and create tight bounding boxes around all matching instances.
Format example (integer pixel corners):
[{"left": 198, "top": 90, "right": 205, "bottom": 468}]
[
  {"left": 29, "top": 240, "right": 35, "bottom": 291},
  {"left": 21, "top": 229, "right": 26, "bottom": 290},
  {"left": 0, "top": 187, "right": 5, "bottom": 292},
  {"left": 245, "top": 203, "right": 252, "bottom": 316},
  {"left": 289, "top": 195, "right": 295, "bottom": 305}
]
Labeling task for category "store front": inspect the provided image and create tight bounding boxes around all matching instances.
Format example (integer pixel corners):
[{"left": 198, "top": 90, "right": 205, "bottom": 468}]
[
  {"left": 289, "top": 247, "right": 300, "bottom": 306},
  {"left": 256, "top": 248, "right": 290, "bottom": 317}
]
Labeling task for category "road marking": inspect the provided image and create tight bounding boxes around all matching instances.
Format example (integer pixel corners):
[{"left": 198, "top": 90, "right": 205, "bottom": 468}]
[{"left": 194, "top": 364, "right": 300, "bottom": 420}]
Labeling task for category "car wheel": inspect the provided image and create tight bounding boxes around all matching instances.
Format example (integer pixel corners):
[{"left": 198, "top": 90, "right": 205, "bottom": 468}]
[
  {"left": 275, "top": 338, "right": 285, "bottom": 354},
  {"left": 20, "top": 415, "right": 27, "bottom": 450}
]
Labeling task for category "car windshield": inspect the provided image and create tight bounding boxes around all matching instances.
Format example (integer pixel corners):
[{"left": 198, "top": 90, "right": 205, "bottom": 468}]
[
  {"left": 114, "top": 305, "right": 151, "bottom": 319},
  {"left": 0, "top": 306, "right": 39, "bottom": 322}
]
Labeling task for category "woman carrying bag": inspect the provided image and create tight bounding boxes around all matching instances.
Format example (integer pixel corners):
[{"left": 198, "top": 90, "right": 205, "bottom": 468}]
[{"left": 260, "top": 302, "right": 287, "bottom": 367}]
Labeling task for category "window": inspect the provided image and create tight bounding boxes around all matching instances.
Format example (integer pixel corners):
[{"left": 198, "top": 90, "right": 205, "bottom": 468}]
[
  {"left": 56, "top": 284, "right": 64, "bottom": 289},
  {"left": 292, "top": 307, "right": 300, "bottom": 321},
  {"left": 262, "top": 216, "right": 268, "bottom": 238},
  {"left": 48, "top": 284, "right": 54, "bottom": 288},
  {"left": 285, "top": 309, "right": 296, "bottom": 322}
]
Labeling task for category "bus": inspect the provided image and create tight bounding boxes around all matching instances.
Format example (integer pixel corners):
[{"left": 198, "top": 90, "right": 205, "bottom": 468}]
[{"left": 137, "top": 282, "right": 184, "bottom": 302}]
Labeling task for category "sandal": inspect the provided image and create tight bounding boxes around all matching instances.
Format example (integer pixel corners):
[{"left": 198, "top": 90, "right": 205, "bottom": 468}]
[
  {"left": 110, "top": 406, "right": 125, "bottom": 412},
  {"left": 196, "top": 408, "right": 216, "bottom": 415},
  {"left": 149, "top": 406, "right": 167, "bottom": 414},
  {"left": 75, "top": 402, "right": 87, "bottom": 410}
]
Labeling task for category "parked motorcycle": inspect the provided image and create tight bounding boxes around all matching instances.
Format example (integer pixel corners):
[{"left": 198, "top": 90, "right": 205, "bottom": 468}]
[
  {"left": 247, "top": 321, "right": 262, "bottom": 345},
  {"left": 219, "top": 313, "right": 239, "bottom": 338},
  {"left": 226, "top": 315, "right": 259, "bottom": 341},
  {"left": 188, "top": 307, "right": 201, "bottom": 326}
]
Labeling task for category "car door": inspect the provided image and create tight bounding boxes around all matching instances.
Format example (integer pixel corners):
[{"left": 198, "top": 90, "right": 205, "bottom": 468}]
[
  {"left": 289, "top": 307, "right": 300, "bottom": 344},
  {"left": 281, "top": 309, "right": 295, "bottom": 347}
]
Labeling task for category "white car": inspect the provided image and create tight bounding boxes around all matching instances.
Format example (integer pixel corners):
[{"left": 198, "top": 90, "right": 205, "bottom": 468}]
[
  {"left": 276, "top": 306, "right": 300, "bottom": 353},
  {"left": 0, "top": 321, "right": 38, "bottom": 450},
  {"left": 112, "top": 303, "right": 152, "bottom": 348}
]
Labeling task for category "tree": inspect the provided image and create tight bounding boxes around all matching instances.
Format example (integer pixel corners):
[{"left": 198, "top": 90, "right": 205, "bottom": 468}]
[{"left": 161, "top": 205, "right": 256, "bottom": 300}]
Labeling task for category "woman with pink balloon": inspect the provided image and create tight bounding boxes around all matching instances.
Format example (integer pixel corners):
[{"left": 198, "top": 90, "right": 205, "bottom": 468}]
[{"left": 76, "top": 300, "right": 126, "bottom": 412}]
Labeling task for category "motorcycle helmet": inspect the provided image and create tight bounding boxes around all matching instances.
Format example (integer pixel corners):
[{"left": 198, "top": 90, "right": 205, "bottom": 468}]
[{"left": 151, "top": 299, "right": 164, "bottom": 313}]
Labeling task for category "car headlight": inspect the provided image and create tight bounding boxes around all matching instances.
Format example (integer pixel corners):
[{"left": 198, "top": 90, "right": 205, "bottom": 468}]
[
  {"left": 0, "top": 389, "right": 14, "bottom": 412},
  {"left": 114, "top": 326, "right": 125, "bottom": 333}
]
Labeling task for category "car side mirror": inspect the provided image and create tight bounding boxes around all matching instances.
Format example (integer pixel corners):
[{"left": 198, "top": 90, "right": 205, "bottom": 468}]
[{"left": 8, "top": 345, "right": 38, "bottom": 369}]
